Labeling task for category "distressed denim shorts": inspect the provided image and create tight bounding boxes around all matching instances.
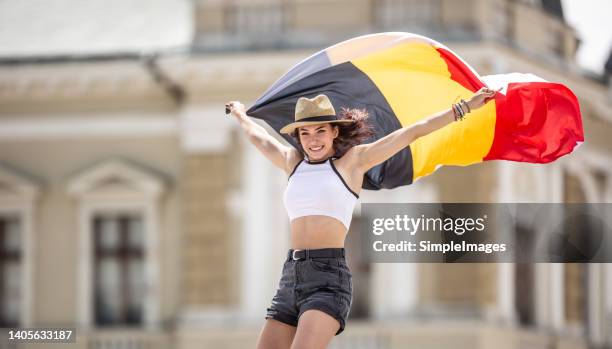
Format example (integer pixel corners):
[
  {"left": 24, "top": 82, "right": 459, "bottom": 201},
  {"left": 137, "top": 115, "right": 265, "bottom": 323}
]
[{"left": 265, "top": 248, "right": 353, "bottom": 335}]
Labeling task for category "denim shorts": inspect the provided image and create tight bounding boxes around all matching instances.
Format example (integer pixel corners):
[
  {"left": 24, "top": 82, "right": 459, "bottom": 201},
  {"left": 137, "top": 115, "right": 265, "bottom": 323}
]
[{"left": 265, "top": 248, "right": 353, "bottom": 335}]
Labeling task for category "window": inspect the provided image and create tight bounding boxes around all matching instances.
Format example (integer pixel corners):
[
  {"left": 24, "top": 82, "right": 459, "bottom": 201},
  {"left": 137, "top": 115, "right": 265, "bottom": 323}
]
[
  {"left": 224, "top": 1, "right": 286, "bottom": 36},
  {"left": 562, "top": 170, "right": 590, "bottom": 330},
  {"left": 545, "top": 23, "right": 565, "bottom": 57},
  {"left": 93, "top": 213, "right": 145, "bottom": 326},
  {"left": 373, "top": 0, "right": 442, "bottom": 32},
  {"left": 0, "top": 215, "right": 21, "bottom": 327},
  {"left": 0, "top": 163, "right": 38, "bottom": 328},
  {"left": 67, "top": 158, "right": 165, "bottom": 329},
  {"left": 489, "top": 0, "right": 515, "bottom": 43},
  {"left": 514, "top": 223, "right": 535, "bottom": 327}
]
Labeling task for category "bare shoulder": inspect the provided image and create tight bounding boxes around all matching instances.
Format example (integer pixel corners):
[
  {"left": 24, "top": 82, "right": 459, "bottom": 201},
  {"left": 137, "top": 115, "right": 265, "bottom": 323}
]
[
  {"left": 334, "top": 145, "right": 366, "bottom": 174},
  {"left": 333, "top": 146, "right": 367, "bottom": 196},
  {"left": 284, "top": 147, "right": 304, "bottom": 177}
]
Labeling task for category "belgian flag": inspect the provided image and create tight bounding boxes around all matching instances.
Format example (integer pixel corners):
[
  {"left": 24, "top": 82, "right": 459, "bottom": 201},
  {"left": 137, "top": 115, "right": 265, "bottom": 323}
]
[{"left": 246, "top": 32, "right": 584, "bottom": 190}]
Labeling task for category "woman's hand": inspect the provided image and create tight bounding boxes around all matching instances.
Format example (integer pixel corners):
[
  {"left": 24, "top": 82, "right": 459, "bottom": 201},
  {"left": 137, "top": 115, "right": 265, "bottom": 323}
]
[
  {"left": 225, "top": 101, "right": 246, "bottom": 118},
  {"left": 466, "top": 87, "right": 499, "bottom": 111}
]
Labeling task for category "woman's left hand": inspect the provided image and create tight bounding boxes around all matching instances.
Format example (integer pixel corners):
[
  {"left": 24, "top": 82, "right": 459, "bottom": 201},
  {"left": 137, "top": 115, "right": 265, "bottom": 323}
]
[{"left": 467, "top": 87, "right": 499, "bottom": 111}]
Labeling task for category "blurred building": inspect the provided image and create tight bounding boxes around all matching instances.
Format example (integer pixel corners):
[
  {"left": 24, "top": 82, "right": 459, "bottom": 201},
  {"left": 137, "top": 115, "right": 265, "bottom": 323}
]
[{"left": 0, "top": 0, "right": 611, "bottom": 348}]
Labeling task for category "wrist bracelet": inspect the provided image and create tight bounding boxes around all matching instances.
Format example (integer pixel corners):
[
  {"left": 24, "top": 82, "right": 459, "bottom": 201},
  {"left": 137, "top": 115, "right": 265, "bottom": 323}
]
[
  {"left": 458, "top": 103, "right": 465, "bottom": 119},
  {"left": 454, "top": 103, "right": 461, "bottom": 121},
  {"left": 452, "top": 103, "right": 465, "bottom": 121},
  {"left": 460, "top": 99, "right": 471, "bottom": 113},
  {"left": 458, "top": 103, "right": 465, "bottom": 120}
]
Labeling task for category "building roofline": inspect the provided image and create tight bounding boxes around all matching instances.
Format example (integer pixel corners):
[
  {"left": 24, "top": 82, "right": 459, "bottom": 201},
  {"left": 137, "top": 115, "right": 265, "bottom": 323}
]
[{"left": 0, "top": 46, "right": 190, "bottom": 66}]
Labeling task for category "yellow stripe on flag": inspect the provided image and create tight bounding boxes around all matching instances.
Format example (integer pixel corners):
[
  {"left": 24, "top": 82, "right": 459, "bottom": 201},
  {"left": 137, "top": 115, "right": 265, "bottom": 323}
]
[{"left": 351, "top": 42, "right": 496, "bottom": 180}]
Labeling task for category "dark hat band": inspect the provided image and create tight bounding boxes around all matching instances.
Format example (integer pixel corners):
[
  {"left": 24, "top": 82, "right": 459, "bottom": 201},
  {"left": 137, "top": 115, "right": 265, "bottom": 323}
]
[{"left": 297, "top": 114, "right": 338, "bottom": 122}]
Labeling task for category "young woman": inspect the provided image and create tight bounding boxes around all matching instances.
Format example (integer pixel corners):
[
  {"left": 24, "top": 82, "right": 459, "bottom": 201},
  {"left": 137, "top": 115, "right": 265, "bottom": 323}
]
[{"left": 225, "top": 87, "right": 497, "bottom": 349}]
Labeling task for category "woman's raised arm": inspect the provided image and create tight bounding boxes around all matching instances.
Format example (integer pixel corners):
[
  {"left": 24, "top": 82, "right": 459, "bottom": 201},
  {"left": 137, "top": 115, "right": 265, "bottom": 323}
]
[
  {"left": 226, "top": 101, "right": 296, "bottom": 173},
  {"left": 353, "top": 87, "right": 497, "bottom": 173}
]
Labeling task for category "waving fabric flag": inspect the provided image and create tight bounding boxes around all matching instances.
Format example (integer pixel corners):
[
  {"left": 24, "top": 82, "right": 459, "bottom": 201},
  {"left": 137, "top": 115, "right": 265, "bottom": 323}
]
[{"left": 246, "top": 32, "right": 584, "bottom": 190}]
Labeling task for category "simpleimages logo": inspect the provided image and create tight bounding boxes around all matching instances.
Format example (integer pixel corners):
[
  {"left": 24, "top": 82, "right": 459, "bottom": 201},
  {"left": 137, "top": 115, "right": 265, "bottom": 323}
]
[
  {"left": 371, "top": 214, "right": 487, "bottom": 236},
  {"left": 362, "top": 203, "right": 612, "bottom": 263}
]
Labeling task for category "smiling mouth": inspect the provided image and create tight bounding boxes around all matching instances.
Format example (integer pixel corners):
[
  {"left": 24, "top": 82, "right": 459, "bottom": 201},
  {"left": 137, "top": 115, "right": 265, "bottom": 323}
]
[{"left": 309, "top": 145, "right": 324, "bottom": 152}]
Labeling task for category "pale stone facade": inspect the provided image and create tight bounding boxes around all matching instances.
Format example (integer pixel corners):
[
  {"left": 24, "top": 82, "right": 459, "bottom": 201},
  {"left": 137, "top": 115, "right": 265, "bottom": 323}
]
[{"left": 0, "top": 0, "right": 611, "bottom": 348}]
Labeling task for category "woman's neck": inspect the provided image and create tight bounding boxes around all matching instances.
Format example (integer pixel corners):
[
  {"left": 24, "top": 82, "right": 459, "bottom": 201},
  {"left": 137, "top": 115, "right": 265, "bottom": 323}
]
[{"left": 305, "top": 153, "right": 336, "bottom": 164}]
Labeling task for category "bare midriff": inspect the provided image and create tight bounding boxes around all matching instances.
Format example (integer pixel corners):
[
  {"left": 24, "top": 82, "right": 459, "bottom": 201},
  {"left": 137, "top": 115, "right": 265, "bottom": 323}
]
[{"left": 290, "top": 215, "right": 347, "bottom": 250}]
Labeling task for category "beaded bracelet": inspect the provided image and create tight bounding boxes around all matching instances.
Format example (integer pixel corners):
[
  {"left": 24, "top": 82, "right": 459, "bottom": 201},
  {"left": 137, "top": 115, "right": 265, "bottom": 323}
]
[
  {"left": 457, "top": 103, "right": 465, "bottom": 120},
  {"left": 460, "top": 99, "right": 471, "bottom": 113},
  {"left": 452, "top": 103, "right": 466, "bottom": 121},
  {"left": 452, "top": 103, "right": 458, "bottom": 121},
  {"left": 452, "top": 103, "right": 465, "bottom": 121}
]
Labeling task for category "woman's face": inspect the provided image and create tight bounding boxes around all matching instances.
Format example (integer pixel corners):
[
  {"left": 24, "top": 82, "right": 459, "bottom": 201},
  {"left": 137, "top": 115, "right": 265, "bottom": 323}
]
[{"left": 298, "top": 123, "right": 338, "bottom": 160}]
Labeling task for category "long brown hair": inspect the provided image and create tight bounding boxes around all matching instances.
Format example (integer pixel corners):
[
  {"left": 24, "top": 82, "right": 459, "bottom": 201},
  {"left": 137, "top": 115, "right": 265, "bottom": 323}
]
[{"left": 290, "top": 106, "right": 375, "bottom": 158}]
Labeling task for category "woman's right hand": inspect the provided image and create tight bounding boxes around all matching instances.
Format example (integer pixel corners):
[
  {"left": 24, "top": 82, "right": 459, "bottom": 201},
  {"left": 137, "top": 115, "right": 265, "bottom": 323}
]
[
  {"left": 225, "top": 101, "right": 246, "bottom": 118},
  {"left": 466, "top": 87, "right": 498, "bottom": 111}
]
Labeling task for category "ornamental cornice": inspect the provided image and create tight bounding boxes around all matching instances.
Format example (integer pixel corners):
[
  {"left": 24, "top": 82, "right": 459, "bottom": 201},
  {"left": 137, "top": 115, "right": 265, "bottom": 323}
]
[{"left": 0, "top": 50, "right": 314, "bottom": 104}]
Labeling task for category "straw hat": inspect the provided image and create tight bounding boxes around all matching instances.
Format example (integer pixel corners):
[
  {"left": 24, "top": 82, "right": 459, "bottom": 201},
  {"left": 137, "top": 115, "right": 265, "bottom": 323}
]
[{"left": 279, "top": 94, "right": 354, "bottom": 134}]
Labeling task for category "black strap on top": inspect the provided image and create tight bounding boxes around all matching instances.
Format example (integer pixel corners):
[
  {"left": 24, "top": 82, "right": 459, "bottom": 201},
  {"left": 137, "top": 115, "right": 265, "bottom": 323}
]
[
  {"left": 286, "top": 156, "right": 359, "bottom": 198},
  {"left": 287, "top": 248, "right": 345, "bottom": 261},
  {"left": 287, "top": 159, "right": 303, "bottom": 180}
]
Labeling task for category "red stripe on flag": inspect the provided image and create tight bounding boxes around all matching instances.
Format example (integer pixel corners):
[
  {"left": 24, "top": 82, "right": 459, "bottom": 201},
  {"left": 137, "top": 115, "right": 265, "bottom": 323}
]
[
  {"left": 435, "top": 47, "right": 484, "bottom": 92},
  {"left": 484, "top": 82, "right": 584, "bottom": 163}
]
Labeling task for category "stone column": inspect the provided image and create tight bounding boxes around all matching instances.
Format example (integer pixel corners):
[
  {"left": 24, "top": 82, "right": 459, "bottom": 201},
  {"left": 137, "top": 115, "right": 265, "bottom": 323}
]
[
  {"left": 588, "top": 264, "right": 605, "bottom": 347},
  {"left": 605, "top": 264, "right": 612, "bottom": 346},
  {"left": 605, "top": 178, "right": 612, "bottom": 346},
  {"left": 549, "top": 263, "right": 565, "bottom": 331},
  {"left": 368, "top": 184, "right": 436, "bottom": 319},
  {"left": 178, "top": 104, "right": 238, "bottom": 315},
  {"left": 496, "top": 161, "right": 516, "bottom": 324},
  {"left": 239, "top": 135, "right": 289, "bottom": 320}
]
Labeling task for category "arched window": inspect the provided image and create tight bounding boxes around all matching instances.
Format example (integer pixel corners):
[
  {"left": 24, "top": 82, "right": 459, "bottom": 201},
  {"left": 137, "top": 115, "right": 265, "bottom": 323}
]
[
  {"left": 0, "top": 163, "right": 40, "bottom": 327},
  {"left": 67, "top": 158, "right": 165, "bottom": 329}
]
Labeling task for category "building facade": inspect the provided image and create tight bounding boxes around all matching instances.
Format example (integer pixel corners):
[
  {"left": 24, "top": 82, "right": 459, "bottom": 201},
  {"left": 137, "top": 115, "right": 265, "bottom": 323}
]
[{"left": 0, "top": 0, "right": 611, "bottom": 348}]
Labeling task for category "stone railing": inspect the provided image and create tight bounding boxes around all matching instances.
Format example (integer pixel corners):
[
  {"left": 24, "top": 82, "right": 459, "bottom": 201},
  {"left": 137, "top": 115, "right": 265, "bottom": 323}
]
[
  {"left": 83, "top": 329, "right": 170, "bottom": 349},
  {"left": 191, "top": 0, "right": 575, "bottom": 66}
]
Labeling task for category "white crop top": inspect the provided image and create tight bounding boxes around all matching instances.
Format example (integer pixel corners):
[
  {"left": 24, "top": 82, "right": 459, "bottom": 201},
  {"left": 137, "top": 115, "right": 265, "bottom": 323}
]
[{"left": 283, "top": 156, "right": 359, "bottom": 230}]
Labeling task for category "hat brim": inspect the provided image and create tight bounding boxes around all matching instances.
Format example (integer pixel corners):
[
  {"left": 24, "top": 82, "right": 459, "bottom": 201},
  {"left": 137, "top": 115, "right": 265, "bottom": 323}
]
[{"left": 280, "top": 119, "right": 355, "bottom": 134}]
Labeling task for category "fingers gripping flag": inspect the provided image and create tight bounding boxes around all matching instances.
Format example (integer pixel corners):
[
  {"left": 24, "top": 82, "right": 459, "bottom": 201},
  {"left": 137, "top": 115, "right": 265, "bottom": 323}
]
[{"left": 246, "top": 32, "right": 584, "bottom": 190}]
